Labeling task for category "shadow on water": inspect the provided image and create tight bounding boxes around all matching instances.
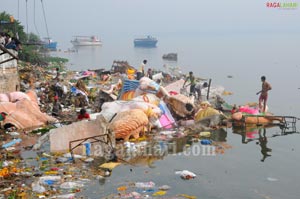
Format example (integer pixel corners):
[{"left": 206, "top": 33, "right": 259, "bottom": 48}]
[{"left": 232, "top": 121, "right": 299, "bottom": 162}]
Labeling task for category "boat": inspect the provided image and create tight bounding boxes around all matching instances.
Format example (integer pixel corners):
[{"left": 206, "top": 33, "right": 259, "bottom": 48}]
[
  {"left": 134, "top": 35, "right": 158, "bottom": 47},
  {"left": 71, "top": 36, "right": 102, "bottom": 46},
  {"left": 42, "top": 38, "right": 57, "bottom": 51},
  {"left": 162, "top": 53, "right": 177, "bottom": 61}
]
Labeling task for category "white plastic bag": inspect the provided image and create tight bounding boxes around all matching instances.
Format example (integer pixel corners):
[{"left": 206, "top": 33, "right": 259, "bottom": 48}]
[{"left": 175, "top": 170, "right": 196, "bottom": 180}]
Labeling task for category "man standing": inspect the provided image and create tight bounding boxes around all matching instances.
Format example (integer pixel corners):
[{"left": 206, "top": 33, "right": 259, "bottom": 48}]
[
  {"left": 137, "top": 60, "right": 147, "bottom": 80},
  {"left": 183, "top": 71, "right": 196, "bottom": 97},
  {"left": 195, "top": 82, "right": 208, "bottom": 101},
  {"left": 256, "top": 76, "right": 272, "bottom": 113},
  {"left": 52, "top": 96, "right": 62, "bottom": 117}
]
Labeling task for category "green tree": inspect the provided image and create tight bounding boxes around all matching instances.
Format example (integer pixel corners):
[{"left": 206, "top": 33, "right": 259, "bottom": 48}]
[{"left": 0, "top": 11, "right": 26, "bottom": 41}]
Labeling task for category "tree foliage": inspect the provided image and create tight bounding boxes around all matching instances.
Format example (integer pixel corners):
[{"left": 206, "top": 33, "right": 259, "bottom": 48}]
[{"left": 0, "top": 11, "right": 27, "bottom": 41}]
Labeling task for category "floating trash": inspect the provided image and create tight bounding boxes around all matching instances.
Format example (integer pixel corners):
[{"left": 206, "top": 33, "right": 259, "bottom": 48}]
[
  {"left": 175, "top": 170, "right": 196, "bottom": 180},
  {"left": 267, "top": 177, "right": 278, "bottom": 182}
]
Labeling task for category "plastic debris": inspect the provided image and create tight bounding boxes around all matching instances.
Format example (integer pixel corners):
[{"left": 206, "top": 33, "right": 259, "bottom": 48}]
[
  {"left": 99, "top": 162, "right": 121, "bottom": 170},
  {"left": 153, "top": 190, "right": 166, "bottom": 196},
  {"left": 84, "top": 157, "right": 94, "bottom": 162},
  {"left": 199, "top": 131, "right": 211, "bottom": 137},
  {"left": 178, "top": 194, "right": 197, "bottom": 199},
  {"left": 135, "top": 181, "right": 155, "bottom": 188},
  {"left": 39, "top": 175, "right": 62, "bottom": 185},
  {"left": 117, "top": 186, "right": 127, "bottom": 192},
  {"left": 2, "top": 138, "right": 22, "bottom": 149},
  {"left": 175, "top": 170, "right": 196, "bottom": 180},
  {"left": 31, "top": 181, "right": 46, "bottom": 193},
  {"left": 63, "top": 153, "right": 84, "bottom": 159},
  {"left": 158, "top": 185, "right": 171, "bottom": 190},
  {"left": 267, "top": 177, "right": 278, "bottom": 182},
  {"left": 8, "top": 131, "right": 20, "bottom": 137},
  {"left": 55, "top": 157, "right": 70, "bottom": 163},
  {"left": 200, "top": 139, "right": 212, "bottom": 145},
  {"left": 60, "top": 181, "right": 84, "bottom": 189},
  {"left": 52, "top": 193, "right": 76, "bottom": 199}
]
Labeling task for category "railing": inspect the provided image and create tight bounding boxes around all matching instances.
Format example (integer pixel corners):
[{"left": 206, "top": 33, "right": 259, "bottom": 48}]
[{"left": 0, "top": 45, "right": 18, "bottom": 65}]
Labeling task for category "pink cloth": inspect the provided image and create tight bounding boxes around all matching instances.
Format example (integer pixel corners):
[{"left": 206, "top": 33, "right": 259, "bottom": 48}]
[
  {"left": 159, "top": 114, "right": 173, "bottom": 129},
  {"left": 82, "top": 71, "right": 95, "bottom": 76},
  {"left": 246, "top": 131, "right": 258, "bottom": 138},
  {"left": 0, "top": 92, "right": 30, "bottom": 103},
  {"left": 169, "top": 91, "right": 178, "bottom": 95},
  {"left": 0, "top": 90, "right": 55, "bottom": 130},
  {"left": 239, "top": 106, "right": 259, "bottom": 115}
]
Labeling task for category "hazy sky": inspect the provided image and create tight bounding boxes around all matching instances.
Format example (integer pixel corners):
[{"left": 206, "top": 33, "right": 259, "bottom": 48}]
[{"left": 2, "top": 0, "right": 300, "bottom": 40}]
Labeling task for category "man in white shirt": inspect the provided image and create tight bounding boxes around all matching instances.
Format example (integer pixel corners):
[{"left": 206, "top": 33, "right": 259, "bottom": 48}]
[
  {"left": 195, "top": 82, "right": 208, "bottom": 101},
  {"left": 137, "top": 60, "right": 147, "bottom": 80}
]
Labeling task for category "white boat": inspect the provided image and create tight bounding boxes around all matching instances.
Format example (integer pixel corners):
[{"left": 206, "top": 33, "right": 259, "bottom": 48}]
[{"left": 71, "top": 36, "right": 102, "bottom": 46}]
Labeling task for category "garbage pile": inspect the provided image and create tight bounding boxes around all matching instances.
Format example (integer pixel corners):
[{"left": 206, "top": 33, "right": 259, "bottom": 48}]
[{"left": 0, "top": 61, "right": 237, "bottom": 198}]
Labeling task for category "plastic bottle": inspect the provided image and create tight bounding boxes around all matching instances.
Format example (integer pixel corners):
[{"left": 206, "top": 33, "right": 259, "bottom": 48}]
[
  {"left": 2, "top": 138, "right": 22, "bottom": 149},
  {"left": 84, "top": 142, "right": 91, "bottom": 156}
]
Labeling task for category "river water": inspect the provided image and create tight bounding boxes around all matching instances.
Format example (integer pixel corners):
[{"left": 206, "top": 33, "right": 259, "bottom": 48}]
[{"left": 51, "top": 33, "right": 300, "bottom": 199}]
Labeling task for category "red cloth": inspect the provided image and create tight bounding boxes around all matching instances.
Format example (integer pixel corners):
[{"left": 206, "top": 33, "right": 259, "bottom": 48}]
[
  {"left": 77, "top": 113, "right": 90, "bottom": 120},
  {"left": 169, "top": 91, "right": 178, "bottom": 95}
]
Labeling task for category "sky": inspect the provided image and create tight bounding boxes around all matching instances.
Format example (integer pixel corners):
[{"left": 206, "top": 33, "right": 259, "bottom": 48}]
[{"left": 1, "top": 0, "right": 300, "bottom": 41}]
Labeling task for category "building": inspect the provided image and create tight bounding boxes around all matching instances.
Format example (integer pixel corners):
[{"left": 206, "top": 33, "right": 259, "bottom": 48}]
[{"left": 0, "top": 45, "right": 19, "bottom": 93}]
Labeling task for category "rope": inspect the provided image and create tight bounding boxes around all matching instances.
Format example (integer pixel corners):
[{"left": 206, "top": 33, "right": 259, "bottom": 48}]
[
  {"left": 41, "top": 0, "right": 50, "bottom": 39},
  {"left": 25, "top": 0, "right": 28, "bottom": 35},
  {"left": 34, "top": 0, "right": 40, "bottom": 37},
  {"left": 17, "top": 0, "right": 20, "bottom": 20}
]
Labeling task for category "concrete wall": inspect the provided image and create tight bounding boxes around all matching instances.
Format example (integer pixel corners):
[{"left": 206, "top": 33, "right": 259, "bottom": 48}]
[{"left": 0, "top": 49, "right": 20, "bottom": 93}]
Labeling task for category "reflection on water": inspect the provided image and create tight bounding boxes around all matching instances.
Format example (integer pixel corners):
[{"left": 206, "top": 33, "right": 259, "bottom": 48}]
[
  {"left": 257, "top": 128, "right": 272, "bottom": 162},
  {"left": 232, "top": 122, "right": 299, "bottom": 162},
  {"left": 117, "top": 128, "right": 231, "bottom": 168}
]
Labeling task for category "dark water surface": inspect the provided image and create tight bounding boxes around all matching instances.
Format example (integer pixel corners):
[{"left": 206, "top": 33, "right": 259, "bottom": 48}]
[{"left": 52, "top": 33, "right": 300, "bottom": 199}]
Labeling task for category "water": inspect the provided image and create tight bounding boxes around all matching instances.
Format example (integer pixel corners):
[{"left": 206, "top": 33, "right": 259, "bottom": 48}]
[
  {"left": 52, "top": 33, "right": 300, "bottom": 199},
  {"left": 53, "top": 32, "right": 300, "bottom": 114}
]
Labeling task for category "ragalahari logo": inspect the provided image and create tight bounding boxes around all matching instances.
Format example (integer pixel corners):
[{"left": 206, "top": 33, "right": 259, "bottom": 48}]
[{"left": 266, "top": 2, "right": 298, "bottom": 9}]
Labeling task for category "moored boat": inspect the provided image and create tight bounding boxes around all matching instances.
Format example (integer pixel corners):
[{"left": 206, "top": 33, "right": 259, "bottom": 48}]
[
  {"left": 42, "top": 38, "right": 57, "bottom": 51},
  {"left": 71, "top": 36, "right": 102, "bottom": 46},
  {"left": 134, "top": 35, "right": 158, "bottom": 47},
  {"left": 162, "top": 53, "right": 177, "bottom": 61}
]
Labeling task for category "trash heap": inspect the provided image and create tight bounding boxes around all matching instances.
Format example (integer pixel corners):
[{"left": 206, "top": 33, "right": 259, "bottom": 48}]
[{"left": 0, "top": 61, "right": 238, "bottom": 198}]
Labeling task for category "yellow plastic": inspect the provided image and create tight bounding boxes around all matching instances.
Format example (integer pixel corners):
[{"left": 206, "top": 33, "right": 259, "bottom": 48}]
[{"left": 99, "top": 162, "right": 121, "bottom": 170}]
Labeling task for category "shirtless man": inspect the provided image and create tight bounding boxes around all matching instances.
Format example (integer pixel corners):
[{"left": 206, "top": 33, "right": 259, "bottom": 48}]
[{"left": 256, "top": 76, "right": 272, "bottom": 113}]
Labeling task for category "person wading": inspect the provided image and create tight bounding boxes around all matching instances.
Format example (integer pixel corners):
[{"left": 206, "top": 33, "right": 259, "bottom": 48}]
[{"left": 256, "top": 76, "right": 272, "bottom": 113}]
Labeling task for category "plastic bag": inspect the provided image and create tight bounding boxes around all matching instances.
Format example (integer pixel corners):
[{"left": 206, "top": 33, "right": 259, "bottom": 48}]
[
  {"left": 32, "top": 181, "right": 46, "bottom": 193},
  {"left": 175, "top": 170, "right": 196, "bottom": 180},
  {"left": 135, "top": 181, "right": 155, "bottom": 188}
]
